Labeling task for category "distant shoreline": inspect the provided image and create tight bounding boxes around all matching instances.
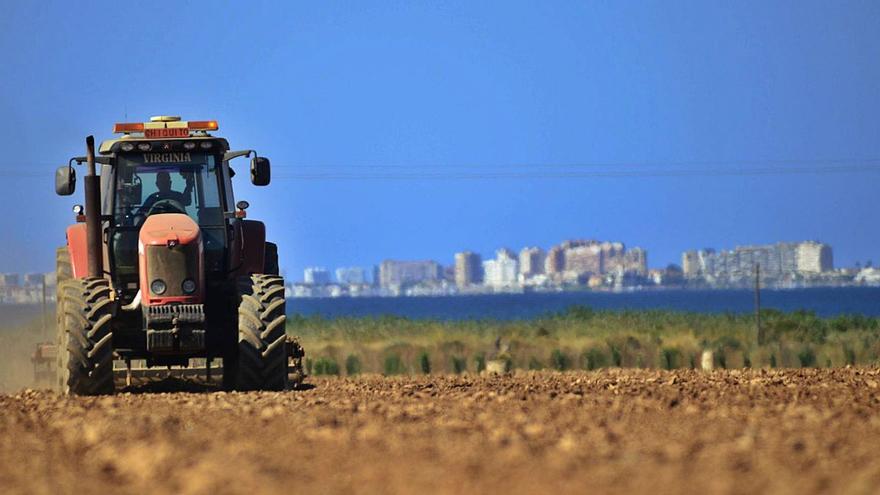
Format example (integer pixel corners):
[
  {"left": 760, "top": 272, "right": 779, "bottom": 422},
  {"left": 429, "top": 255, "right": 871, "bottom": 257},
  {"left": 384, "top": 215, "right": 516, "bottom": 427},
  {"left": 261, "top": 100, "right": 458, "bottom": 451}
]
[
  {"left": 287, "top": 286, "right": 880, "bottom": 320},
  {"left": 289, "top": 283, "right": 878, "bottom": 299}
]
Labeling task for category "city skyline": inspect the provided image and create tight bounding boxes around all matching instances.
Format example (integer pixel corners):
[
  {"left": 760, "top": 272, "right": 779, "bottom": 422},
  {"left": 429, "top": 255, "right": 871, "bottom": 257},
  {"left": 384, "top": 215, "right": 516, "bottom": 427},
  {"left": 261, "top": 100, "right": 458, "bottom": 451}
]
[
  {"left": 296, "top": 234, "right": 852, "bottom": 287},
  {"left": 281, "top": 233, "right": 860, "bottom": 281}
]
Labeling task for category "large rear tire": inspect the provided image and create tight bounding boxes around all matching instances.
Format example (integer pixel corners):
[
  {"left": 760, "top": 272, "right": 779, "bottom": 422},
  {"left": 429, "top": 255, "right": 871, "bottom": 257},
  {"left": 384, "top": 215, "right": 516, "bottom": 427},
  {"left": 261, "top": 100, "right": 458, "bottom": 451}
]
[
  {"left": 56, "top": 246, "right": 72, "bottom": 283},
  {"left": 231, "top": 274, "right": 288, "bottom": 391},
  {"left": 57, "top": 278, "right": 115, "bottom": 396},
  {"left": 54, "top": 248, "right": 72, "bottom": 393}
]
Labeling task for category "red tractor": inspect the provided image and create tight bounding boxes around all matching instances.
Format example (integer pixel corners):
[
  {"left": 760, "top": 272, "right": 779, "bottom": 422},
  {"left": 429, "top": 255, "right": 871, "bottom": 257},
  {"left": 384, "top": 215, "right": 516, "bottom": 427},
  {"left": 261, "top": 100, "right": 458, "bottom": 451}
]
[{"left": 54, "top": 116, "right": 301, "bottom": 395}]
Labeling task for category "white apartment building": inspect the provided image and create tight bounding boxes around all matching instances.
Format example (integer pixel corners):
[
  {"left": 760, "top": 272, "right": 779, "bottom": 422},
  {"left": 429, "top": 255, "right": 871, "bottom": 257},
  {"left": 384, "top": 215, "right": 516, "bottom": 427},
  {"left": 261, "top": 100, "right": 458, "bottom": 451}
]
[{"left": 483, "top": 249, "right": 519, "bottom": 288}]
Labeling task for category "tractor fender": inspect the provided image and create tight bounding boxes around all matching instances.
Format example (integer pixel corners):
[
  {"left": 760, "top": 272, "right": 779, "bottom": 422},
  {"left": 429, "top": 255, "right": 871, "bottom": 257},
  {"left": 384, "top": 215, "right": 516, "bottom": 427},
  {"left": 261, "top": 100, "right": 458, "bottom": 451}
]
[
  {"left": 65, "top": 224, "right": 89, "bottom": 279},
  {"left": 237, "top": 220, "right": 266, "bottom": 276}
]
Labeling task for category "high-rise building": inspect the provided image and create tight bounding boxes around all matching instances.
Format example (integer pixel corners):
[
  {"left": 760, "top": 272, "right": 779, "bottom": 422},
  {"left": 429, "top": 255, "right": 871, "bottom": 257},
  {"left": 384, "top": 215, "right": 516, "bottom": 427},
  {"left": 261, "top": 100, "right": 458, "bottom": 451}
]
[
  {"left": 454, "top": 251, "right": 483, "bottom": 288},
  {"left": 797, "top": 241, "right": 833, "bottom": 273},
  {"left": 682, "top": 251, "right": 700, "bottom": 278},
  {"left": 681, "top": 241, "right": 833, "bottom": 282},
  {"left": 543, "top": 239, "right": 647, "bottom": 279},
  {"left": 545, "top": 246, "right": 566, "bottom": 274},
  {"left": 564, "top": 244, "right": 602, "bottom": 275},
  {"left": 304, "top": 267, "right": 331, "bottom": 285},
  {"left": 778, "top": 243, "right": 798, "bottom": 273},
  {"left": 442, "top": 265, "right": 456, "bottom": 283},
  {"left": 335, "top": 267, "right": 366, "bottom": 285},
  {"left": 698, "top": 249, "right": 717, "bottom": 276},
  {"left": 0, "top": 274, "right": 19, "bottom": 287},
  {"left": 683, "top": 249, "right": 717, "bottom": 278},
  {"left": 621, "top": 247, "right": 648, "bottom": 275},
  {"left": 372, "top": 265, "right": 381, "bottom": 287},
  {"left": 23, "top": 273, "right": 46, "bottom": 287},
  {"left": 379, "top": 260, "right": 442, "bottom": 289},
  {"left": 483, "top": 249, "right": 519, "bottom": 288},
  {"left": 518, "top": 247, "right": 546, "bottom": 279}
]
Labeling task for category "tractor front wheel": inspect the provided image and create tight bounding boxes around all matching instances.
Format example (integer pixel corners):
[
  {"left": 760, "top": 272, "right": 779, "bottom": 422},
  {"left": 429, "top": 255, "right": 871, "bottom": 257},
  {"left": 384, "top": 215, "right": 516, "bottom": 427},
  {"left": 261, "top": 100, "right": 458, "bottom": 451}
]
[
  {"left": 229, "top": 274, "right": 288, "bottom": 391},
  {"left": 57, "top": 278, "right": 115, "bottom": 395}
]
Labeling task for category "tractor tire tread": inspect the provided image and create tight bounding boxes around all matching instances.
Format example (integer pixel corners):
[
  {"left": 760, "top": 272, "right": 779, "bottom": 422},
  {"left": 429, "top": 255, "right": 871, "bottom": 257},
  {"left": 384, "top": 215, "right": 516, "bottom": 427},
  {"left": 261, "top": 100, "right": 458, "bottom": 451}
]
[
  {"left": 59, "top": 277, "right": 115, "bottom": 396},
  {"left": 232, "top": 274, "right": 288, "bottom": 391}
]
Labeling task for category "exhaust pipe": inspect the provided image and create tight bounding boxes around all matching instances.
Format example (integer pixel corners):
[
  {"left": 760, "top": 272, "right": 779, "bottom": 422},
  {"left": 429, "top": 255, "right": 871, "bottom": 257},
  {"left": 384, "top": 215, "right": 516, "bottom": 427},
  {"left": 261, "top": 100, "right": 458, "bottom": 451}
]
[{"left": 84, "top": 135, "right": 103, "bottom": 278}]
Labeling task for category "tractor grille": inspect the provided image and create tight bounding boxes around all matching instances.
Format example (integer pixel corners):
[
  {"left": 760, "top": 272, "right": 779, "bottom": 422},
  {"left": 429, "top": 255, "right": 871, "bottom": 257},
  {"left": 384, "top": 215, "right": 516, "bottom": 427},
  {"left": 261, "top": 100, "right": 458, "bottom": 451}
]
[
  {"left": 145, "top": 304, "right": 206, "bottom": 353},
  {"left": 146, "top": 304, "right": 205, "bottom": 324}
]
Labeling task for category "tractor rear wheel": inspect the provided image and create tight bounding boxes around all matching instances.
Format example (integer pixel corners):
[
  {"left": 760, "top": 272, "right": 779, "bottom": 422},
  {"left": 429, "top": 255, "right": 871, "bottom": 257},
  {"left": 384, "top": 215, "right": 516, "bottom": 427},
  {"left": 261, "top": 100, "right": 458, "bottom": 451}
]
[
  {"left": 57, "top": 278, "right": 115, "bottom": 395},
  {"left": 230, "top": 274, "right": 288, "bottom": 391},
  {"left": 54, "top": 248, "right": 72, "bottom": 393},
  {"left": 56, "top": 246, "right": 72, "bottom": 283}
]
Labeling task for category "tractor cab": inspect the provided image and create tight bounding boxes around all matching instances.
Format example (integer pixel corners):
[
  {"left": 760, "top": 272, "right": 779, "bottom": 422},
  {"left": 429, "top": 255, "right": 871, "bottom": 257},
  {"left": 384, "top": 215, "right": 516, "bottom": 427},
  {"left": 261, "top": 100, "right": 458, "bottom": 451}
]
[{"left": 108, "top": 142, "right": 231, "bottom": 294}]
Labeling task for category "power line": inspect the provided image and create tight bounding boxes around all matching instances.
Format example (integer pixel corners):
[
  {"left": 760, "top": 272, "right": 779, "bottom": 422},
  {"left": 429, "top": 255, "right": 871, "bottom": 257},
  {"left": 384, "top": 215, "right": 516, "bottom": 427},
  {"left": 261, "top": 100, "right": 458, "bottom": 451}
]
[
  {"left": 272, "top": 157, "right": 880, "bottom": 170},
  {"left": 4, "top": 160, "right": 880, "bottom": 181},
  {"left": 273, "top": 164, "right": 880, "bottom": 180}
]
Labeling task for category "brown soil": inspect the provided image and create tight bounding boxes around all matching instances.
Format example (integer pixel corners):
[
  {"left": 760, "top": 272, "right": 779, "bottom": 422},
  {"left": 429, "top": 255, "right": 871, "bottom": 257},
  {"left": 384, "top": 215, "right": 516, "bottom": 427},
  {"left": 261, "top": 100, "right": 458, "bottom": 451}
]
[{"left": 2, "top": 369, "right": 880, "bottom": 495}]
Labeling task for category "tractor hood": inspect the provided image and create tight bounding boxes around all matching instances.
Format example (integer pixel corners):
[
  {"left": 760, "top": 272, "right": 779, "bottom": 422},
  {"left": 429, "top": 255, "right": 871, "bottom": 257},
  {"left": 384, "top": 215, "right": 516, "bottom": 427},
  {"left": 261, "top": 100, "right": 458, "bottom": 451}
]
[
  {"left": 139, "top": 213, "right": 200, "bottom": 247},
  {"left": 138, "top": 213, "right": 204, "bottom": 305}
]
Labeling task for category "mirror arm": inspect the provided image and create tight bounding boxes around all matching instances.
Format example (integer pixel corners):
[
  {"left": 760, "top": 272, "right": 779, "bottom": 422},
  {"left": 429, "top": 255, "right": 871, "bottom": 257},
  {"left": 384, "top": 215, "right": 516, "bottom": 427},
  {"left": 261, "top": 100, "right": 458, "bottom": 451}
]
[
  {"left": 223, "top": 150, "right": 257, "bottom": 162},
  {"left": 71, "top": 156, "right": 111, "bottom": 165}
]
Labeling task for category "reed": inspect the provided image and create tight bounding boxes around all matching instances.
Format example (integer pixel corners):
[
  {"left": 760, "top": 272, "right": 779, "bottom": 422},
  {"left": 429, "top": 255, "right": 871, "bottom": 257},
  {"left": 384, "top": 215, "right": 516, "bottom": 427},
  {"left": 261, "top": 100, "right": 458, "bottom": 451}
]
[{"left": 288, "top": 306, "right": 880, "bottom": 374}]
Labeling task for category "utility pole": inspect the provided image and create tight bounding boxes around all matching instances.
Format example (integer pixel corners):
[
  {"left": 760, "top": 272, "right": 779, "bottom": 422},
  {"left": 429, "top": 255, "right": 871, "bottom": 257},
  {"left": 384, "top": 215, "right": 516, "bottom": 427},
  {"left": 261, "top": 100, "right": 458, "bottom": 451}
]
[{"left": 755, "top": 263, "right": 763, "bottom": 345}]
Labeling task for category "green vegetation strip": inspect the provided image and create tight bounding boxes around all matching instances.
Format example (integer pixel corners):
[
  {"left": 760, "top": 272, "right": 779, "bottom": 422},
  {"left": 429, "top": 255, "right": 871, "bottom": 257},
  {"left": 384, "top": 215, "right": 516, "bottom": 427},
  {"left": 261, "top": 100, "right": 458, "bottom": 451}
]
[{"left": 288, "top": 306, "right": 880, "bottom": 375}]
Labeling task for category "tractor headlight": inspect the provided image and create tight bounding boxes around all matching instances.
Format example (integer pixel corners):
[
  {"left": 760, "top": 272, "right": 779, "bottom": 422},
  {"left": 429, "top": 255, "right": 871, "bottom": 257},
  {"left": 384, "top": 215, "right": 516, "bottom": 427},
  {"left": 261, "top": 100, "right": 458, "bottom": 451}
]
[
  {"left": 181, "top": 279, "right": 196, "bottom": 294},
  {"left": 150, "top": 279, "right": 167, "bottom": 295},
  {"left": 137, "top": 143, "right": 152, "bottom": 151},
  {"left": 183, "top": 141, "right": 196, "bottom": 150},
  {"left": 199, "top": 141, "right": 213, "bottom": 149},
  {"left": 120, "top": 142, "right": 135, "bottom": 152}
]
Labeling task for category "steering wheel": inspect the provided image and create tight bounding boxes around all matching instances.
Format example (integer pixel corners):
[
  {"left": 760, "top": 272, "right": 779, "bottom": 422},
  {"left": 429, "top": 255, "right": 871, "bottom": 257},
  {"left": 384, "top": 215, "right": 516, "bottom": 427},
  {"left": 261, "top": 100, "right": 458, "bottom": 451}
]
[{"left": 147, "top": 198, "right": 187, "bottom": 216}]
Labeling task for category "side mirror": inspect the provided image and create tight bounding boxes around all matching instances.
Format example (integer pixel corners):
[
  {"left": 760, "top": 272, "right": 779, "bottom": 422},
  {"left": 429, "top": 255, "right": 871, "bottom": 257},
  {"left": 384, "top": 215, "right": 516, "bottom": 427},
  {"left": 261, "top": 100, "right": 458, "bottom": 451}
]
[
  {"left": 55, "top": 165, "right": 76, "bottom": 196},
  {"left": 250, "top": 156, "right": 270, "bottom": 186}
]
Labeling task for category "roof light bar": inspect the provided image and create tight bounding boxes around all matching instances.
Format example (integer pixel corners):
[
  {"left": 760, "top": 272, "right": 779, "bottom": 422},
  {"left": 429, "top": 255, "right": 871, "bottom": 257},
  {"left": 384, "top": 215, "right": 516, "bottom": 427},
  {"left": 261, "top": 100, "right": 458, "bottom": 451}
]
[
  {"left": 189, "top": 120, "right": 219, "bottom": 131},
  {"left": 113, "top": 122, "right": 145, "bottom": 133},
  {"left": 113, "top": 118, "right": 219, "bottom": 134}
]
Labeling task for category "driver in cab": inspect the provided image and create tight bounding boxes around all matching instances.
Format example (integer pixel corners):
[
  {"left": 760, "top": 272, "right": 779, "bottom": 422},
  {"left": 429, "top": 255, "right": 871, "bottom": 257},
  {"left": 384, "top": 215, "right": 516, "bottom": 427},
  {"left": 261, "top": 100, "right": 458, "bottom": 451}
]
[{"left": 140, "top": 171, "right": 193, "bottom": 214}]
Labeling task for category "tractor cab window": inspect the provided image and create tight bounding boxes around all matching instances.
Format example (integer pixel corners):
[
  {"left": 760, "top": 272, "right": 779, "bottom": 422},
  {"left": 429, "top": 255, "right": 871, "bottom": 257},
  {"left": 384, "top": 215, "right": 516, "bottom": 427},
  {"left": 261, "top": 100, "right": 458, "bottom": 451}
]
[
  {"left": 111, "top": 152, "right": 227, "bottom": 277},
  {"left": 114, "top": 153, "right": 224, "bottom": 227}
]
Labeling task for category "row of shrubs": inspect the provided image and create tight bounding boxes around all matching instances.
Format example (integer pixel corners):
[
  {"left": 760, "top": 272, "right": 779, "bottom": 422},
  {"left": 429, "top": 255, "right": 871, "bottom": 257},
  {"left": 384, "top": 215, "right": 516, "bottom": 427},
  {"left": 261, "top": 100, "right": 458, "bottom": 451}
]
[
  {"left": 291, "top": 306, "right": 880, "bottom": 376},
  {"left": 289, "top": 307, "right": 880, "bottom": 347},
  {"left": 303, "top": 339, "right": 875, "bottom": 376}
]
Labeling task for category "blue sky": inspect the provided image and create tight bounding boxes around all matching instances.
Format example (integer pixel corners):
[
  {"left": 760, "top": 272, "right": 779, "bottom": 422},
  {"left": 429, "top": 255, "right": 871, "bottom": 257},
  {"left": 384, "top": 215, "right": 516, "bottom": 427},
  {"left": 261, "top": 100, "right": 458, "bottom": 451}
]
[{"left": 1, "top": 1, "right": 878, "bottom": 280}]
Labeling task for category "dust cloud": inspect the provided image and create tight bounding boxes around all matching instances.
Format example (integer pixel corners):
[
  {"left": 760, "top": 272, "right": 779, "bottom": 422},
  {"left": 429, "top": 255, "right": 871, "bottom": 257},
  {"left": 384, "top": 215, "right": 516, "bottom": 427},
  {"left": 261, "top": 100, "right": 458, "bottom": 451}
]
[{"left": 0, "top": 305, "right": 53, "bottom": 392}]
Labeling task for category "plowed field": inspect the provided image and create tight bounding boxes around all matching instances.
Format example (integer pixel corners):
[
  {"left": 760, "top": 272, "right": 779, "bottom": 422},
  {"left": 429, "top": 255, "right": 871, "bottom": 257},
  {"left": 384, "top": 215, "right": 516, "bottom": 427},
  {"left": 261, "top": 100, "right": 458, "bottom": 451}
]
[{"left": 2, "top": 369, "right": 880, "bottom": 494}]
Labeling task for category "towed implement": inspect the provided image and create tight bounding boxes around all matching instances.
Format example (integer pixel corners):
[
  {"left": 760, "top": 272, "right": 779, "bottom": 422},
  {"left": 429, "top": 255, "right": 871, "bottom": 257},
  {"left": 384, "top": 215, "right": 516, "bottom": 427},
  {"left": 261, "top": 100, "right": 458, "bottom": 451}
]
[{"left": 54, "top": 116, "right": 303, "bottom": 394}]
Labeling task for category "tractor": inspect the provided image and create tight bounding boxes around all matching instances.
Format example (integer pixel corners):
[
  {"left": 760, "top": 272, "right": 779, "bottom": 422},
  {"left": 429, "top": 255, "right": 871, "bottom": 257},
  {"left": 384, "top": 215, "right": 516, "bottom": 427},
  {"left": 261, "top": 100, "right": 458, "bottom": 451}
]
[{"left": 54, "top": 116, "right": 302, "bottom": 395}]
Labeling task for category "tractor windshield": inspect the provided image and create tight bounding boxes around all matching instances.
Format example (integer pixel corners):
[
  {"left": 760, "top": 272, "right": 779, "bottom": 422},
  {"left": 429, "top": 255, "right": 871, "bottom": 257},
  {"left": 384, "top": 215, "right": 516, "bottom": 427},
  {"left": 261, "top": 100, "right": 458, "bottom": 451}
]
[
  {"left": 111, "top": 151, "right": 227, "bottom": 278},
  {"left": 114, "top": 152, "right": 224, "bottom": 227}
]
